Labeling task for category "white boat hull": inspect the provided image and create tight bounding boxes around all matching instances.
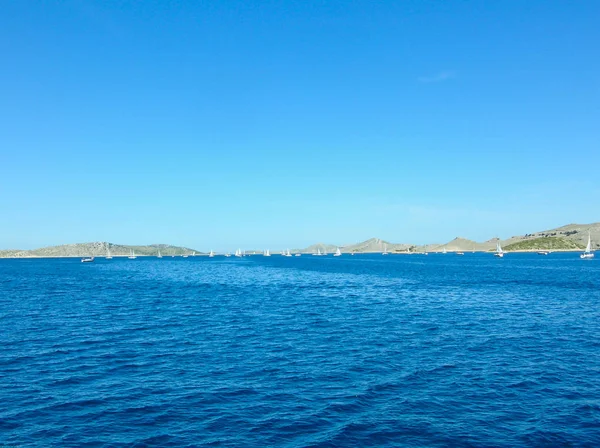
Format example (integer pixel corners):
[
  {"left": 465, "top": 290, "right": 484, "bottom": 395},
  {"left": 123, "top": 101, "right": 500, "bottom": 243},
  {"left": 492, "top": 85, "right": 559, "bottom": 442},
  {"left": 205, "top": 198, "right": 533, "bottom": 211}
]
[
  {"left": 580, "top": 253, "right": 594, "bottom": 259},
  {"left": 494, "top": 253, "right": 504, "bottom": 258}
]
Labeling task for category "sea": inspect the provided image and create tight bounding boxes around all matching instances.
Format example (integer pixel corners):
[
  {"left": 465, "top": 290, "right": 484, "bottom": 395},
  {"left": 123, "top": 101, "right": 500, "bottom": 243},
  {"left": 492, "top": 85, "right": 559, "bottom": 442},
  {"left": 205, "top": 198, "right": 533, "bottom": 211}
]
[{"left": 1, "top": 253, "right": 599, "bottom": 447}]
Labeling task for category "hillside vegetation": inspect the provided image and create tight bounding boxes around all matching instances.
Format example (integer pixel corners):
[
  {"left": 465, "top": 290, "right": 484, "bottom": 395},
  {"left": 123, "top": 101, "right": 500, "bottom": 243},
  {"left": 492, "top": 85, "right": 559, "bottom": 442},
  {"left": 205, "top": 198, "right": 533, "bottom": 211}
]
[
  {"left": 504, "top": 237, "right": 584, "bottom": 251},
  {"left": 0, "top": 242, "right": 200, "bottom": 258}
]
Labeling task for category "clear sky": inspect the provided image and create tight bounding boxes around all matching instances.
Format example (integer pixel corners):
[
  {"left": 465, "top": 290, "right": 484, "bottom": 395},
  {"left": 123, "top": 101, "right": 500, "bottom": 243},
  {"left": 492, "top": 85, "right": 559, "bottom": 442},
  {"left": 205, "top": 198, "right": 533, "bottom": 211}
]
[{"left": 1, "top": 1, "right": 599, "bottom": 251}]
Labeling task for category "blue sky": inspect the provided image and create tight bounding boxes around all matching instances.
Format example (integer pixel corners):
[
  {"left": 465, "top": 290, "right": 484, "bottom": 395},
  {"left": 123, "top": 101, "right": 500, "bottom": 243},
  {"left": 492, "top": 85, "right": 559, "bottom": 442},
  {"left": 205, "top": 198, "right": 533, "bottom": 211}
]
[{"left": 1, "top": 1, "right": 599, "bottom": 250}]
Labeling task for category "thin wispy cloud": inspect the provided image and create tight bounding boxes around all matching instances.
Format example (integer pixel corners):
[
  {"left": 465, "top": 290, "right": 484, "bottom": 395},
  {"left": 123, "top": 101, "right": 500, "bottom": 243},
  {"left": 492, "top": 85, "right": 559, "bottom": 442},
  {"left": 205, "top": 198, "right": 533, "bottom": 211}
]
[{"left": 418, "top": 70, "right": 457, "bottom": 83}]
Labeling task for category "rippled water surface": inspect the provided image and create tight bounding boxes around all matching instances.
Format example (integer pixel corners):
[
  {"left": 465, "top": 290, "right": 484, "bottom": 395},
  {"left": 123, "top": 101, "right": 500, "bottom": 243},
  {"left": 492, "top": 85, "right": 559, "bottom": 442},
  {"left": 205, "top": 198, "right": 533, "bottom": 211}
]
[{"left": 1, "top": 254, "right": 599, "bottom": 447}]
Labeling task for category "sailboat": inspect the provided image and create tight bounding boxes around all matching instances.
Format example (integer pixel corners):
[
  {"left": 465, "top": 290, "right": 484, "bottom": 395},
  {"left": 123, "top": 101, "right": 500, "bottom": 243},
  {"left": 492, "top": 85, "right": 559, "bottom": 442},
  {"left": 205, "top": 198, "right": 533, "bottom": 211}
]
[
  {"left": 494, "top": 240, "right": 504, "bottom": 258},
  {"left": 157, "top": 249, "right": 163, "bottom": 258},
  {"left": 382, "top": 244, "right": 389, "bottom": 255},
  {"left": 128, "top": 250, "right": 137, "bottom": 259},
  {"left": 442, "top": 247, "right": 447, "bottom": 254},
  {"left": 580, "top": 232, "right": 594, "bottom": 259},
  {"left": 313, "top": 248, "right": 321, "bottom": 256},
  {"left": 81, "top": 255, "right": 94, "bottom": 263},
  {"left": 334, "top": 247, "right": 342, "bottom": 257},
  {"left": 295, "top": 253, "right": 301, "bottom": 257},
  {"left": 105, "top": 243, "right": 113, "bottom": 259},
  {"left": 235, "top": 248, "right": 242, "bottom": 258},
  {"left": 209, "top": 250, "right": 215, "bottom": 258},
  {"left": 284, "top": 249, "right": 292, "bottom": 257},
  {"left": 182, "top": 250, "right": 189, "bottom": 258},
  {"left": 225, "top": 252, "right": 231, "bottom": 258},
  {"left": 264, "top": 249, "right": 270, "bottom": 257}
]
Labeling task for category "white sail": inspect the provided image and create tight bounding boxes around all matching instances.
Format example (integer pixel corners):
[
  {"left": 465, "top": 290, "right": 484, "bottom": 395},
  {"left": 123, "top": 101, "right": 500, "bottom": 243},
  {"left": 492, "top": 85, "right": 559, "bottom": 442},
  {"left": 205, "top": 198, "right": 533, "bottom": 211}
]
[
  {"left": 157, "top": 249, "right": 162, "bottom": 258},
  {"left": 209, "top": 250, "right": 214, "bottom": 258},
  {"left": 106, "top": 244, "right": 112, "bottom": 259},
  {"left": 585, "top": 233, "right": 592, "bottom": 253},
  {"left": 494, "top": 239, "right": 504, "bottom": 257},
  {"left": 264, "top": 249, "right": 270, "bottom": 257},
  {"left": 334, "top": 247, "right": 341, "bottom": 256},
  {"left": 581, "top": 232, "right": 594, "bottom": 258}
]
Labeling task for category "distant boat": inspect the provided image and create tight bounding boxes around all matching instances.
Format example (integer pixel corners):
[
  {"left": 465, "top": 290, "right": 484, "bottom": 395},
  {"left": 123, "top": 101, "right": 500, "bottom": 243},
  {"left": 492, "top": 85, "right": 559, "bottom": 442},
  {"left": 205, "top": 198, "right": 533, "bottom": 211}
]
[
  {"left": 225, "top": 252, "right": 231, "bottom": 258},
  {"left": 235, "top": 248, "right": 242, "bottom": 258},
  {"left": 382, "top": 244, "right": 389, "bottom": 255},
  {"left": 494, "top": 241, "right": 504, "bottom": 258},
  {"left": 334, "top": 247, "right": 342, "bottom": 257},
  {"left": 209, "top": 250, "right": 214, "bottom": 258},
  {"left": 128, "top": 250, "right": 136, "bottom": 260},
  {"left": 322, "top": 249, "right": 328, "bottom": 256},
  {"left": 157, "top": 249, "right": 163, "bottom": 258},
  {"left": 284, "top": 249, "right": 292, "bottom": 257},
  {"left": 81, "top": 256, "right": 94, "bottom": 263},
  {"left": 313, "top": 248, "right": 322, "bottom": 256},
  {"left": 456, "top": 252, "right": 465, "bottom": 256},
  {"left": 264, "top": 249, "right": 270, "bottom": 257},
  {"left": 106, "top": 244, "right": 112, "bottom": 260},
  {"left": 295, "top": 253, "right": 301, "bottom": 257},
  {"left": 581, "top": 232, "right": 594, "bottom": 259},
  {"left": 182, "top": 251, "right": 189, "bottom": 258},
  {"left": 442, "top": 247, "right": 447, "bottom": 254},
  {"left": 538, "top": 251, "right": 550, "bottom": 255}
]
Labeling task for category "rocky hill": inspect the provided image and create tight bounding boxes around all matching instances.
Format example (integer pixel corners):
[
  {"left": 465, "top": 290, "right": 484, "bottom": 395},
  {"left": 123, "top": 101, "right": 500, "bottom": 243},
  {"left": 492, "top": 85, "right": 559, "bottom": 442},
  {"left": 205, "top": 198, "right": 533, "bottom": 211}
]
[
  {"left": 2, "top": 222, "right": 598, "bottom": 257},
  {"left": 432, "top": 237, "right": 495, "bottom": 253},
  {"left": 504, "top": 237, "right": 584, "bottom": 251},
  {"left": 0, "top": 242, "right": 201, "bottom": 258},
  {"left": 297, "top": 222, "right": 600, "bottom": 253},
  {"left": 342, "top": 238, "right": 415, "bottom": 253},
  {"left": 297, "top": 243, "right": 339, "bottom": 254},
  {"left": 501, "top": 223, "right": 600, "bottom": 250}
]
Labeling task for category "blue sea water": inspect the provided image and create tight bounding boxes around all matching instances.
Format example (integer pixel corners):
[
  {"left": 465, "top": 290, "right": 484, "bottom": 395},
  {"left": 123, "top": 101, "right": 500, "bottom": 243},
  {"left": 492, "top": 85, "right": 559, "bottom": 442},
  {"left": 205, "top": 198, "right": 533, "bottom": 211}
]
[{"left": 1, "top": 253, "right": 599, "bottom": 447}]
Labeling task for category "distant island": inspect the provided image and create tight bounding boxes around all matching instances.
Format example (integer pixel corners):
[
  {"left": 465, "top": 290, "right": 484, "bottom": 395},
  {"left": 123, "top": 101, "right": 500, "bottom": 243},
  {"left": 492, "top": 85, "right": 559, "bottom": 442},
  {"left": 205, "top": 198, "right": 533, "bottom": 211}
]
[
  {"left": 294, "top": 222, "right": 597, "bottom": 254},
  {"left": 0, "top": 242, "right": 199, "bottom": 258},
  {"left": 0, "top": 222, "right": 597, "bottom": 258}
]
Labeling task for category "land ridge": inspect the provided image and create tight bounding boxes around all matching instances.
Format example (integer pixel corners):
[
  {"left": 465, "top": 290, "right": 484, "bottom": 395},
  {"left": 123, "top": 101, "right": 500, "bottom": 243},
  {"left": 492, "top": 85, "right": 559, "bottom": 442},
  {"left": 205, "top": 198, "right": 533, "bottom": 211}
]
[{"left": 1, "top": 222, "right": 598, "bottom": 258}]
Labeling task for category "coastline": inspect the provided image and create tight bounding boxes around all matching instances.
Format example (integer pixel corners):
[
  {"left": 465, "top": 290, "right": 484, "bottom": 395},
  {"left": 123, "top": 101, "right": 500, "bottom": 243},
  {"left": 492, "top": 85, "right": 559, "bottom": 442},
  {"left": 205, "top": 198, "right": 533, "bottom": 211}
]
[{"left": 0, "top": 249, "right": 590, "bottom": 259}]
